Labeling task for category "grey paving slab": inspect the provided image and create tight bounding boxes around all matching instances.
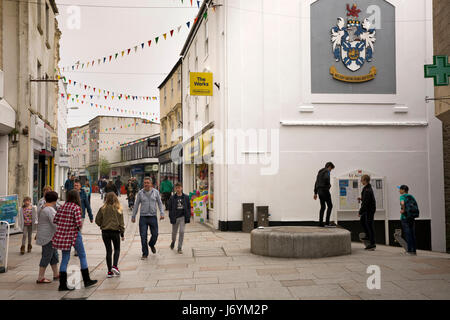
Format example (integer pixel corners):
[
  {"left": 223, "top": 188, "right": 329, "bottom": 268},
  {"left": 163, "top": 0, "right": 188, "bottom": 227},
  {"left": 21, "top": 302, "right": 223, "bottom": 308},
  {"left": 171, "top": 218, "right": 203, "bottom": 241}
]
[
  {"left": 180, "top": 288, "right": 236, "bottom": 300},
  {"left": 235, "top": 287, "right": 295, "bottom": 300},
  {"left": 288, "top": 284, "right": 352, "bottom": 299},
  {"left": 126, "top": 292, "right": 181, "bottom": 300},
  {"left": 196, "top": 283, "right": 249, "bottom": 291},
  {"left": 247, "top": 280, "right": 284, "bottom": 288},
  {"left": 157, "top": 277, "right": 219, "bottom": 287}
]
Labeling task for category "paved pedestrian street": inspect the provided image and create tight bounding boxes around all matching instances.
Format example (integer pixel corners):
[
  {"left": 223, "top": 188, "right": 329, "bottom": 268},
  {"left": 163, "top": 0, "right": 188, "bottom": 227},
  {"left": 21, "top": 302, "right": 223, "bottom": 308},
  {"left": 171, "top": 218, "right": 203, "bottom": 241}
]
[{"left": 1, "top": 194, "right": 449, "bottom": 300}]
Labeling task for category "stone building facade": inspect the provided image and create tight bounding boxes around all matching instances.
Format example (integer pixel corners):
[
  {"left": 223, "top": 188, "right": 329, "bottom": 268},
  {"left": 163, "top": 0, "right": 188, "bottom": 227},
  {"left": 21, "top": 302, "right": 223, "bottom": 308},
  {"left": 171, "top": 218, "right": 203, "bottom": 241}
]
[
  {"left": 158, "top": 58, "right": 183, "bottom": 185},
  {"left": 2, "top": 0, "right": 61, "bottom": 207}
]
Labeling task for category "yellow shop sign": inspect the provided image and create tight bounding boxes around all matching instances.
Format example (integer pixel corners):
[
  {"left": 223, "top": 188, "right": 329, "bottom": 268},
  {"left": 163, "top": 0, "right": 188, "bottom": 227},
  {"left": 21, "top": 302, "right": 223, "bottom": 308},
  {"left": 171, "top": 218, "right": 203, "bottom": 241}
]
[{"left": 190, "top": 72, "right": 213, "bottom": 96}]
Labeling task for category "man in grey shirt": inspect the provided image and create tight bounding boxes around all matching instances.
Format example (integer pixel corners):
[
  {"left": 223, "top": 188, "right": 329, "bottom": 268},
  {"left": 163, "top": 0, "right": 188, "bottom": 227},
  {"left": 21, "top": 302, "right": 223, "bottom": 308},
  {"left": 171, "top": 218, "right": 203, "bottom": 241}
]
[{"left": 132, "top": 177, "right": 164, "bottom": 259}]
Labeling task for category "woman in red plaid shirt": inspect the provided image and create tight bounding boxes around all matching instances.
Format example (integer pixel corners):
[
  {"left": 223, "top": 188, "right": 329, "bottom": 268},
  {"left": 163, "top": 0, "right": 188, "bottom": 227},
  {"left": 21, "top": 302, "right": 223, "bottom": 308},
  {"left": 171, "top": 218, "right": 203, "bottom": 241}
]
[{"left": 52, "top": 190, "right": 97, "bottom": 291}]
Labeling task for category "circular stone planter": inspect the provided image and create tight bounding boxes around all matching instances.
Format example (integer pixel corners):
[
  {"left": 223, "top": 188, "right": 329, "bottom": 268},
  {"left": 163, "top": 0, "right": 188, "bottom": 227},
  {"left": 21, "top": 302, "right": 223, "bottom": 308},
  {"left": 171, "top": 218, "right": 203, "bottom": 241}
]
[{"left": 251, "top": 226, "right": 351, "bottom": 258}]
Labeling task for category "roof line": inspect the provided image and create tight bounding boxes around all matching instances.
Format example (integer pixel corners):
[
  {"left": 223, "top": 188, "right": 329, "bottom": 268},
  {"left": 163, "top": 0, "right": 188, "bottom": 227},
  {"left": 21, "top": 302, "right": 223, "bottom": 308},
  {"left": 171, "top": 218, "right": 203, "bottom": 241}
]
[
  {"left": 157, "top": 58, "right": 182, "bottom": 89},
  {"left": 180, "top": 0, "right": 210, "bottom": 57}
]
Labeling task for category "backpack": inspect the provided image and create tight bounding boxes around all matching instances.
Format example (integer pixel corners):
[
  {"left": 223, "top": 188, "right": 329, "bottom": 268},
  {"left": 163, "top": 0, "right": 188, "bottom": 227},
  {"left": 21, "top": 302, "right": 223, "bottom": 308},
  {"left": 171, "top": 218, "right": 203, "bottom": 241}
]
[{"left": 404, "top": 195, "right": 419, "bottom": 218}]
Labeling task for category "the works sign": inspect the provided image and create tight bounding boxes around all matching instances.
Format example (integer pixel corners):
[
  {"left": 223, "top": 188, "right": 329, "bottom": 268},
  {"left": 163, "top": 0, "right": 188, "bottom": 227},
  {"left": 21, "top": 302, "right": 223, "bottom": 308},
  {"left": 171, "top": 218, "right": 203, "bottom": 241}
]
[{"left": 190, "top": 72, "right": 213, "bottom": 96}]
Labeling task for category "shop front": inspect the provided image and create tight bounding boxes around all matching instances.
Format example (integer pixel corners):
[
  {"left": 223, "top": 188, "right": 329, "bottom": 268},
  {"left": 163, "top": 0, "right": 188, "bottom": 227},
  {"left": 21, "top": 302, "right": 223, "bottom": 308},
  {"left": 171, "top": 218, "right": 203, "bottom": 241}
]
[
  {"left": 31, "top": 116, "right": 55, "bottom": 205},
  {"left": 183, "top": 126, "right": 214, "bottom": 222},
  {"left": 159, "top": 145, "right": 182, "bottom": 186}
]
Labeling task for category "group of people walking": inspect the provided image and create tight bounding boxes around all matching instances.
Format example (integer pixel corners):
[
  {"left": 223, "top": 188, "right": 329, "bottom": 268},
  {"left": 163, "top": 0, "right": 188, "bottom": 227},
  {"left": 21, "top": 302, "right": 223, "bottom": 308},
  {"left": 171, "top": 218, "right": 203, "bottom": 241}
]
[
  {"left": 313, "top": 162, "right": 418, "bottom": 255},
  {"left": 19, "top": 174, "right": 191, "bottom": 290}
]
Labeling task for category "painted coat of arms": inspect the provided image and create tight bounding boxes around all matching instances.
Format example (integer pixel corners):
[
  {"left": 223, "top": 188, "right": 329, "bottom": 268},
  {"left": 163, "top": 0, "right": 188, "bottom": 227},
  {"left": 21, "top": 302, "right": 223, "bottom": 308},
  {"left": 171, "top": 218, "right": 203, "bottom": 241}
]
[{"left": 330, "top": 4, "right": 377, "bottom": 82}]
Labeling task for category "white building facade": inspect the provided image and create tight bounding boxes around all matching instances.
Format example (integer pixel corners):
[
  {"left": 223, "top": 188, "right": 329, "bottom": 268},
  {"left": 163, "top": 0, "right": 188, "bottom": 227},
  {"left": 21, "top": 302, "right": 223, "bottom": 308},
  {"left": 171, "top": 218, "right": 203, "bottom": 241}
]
[{"left": 181, "top": 0, "right": 446, "bottom": 252}]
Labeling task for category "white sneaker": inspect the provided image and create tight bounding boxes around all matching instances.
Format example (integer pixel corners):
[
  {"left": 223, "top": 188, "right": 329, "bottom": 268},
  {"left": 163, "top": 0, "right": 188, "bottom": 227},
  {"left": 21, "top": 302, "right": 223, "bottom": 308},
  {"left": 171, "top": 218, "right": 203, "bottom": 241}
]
[{"left": 111, "top": 266, "right": 120, "bottom": 276}]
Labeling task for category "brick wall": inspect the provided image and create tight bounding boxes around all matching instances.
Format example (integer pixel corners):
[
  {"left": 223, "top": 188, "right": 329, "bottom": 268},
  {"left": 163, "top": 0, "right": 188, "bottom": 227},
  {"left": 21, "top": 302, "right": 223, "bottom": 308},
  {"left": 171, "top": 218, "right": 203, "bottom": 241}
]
[
  {"left": 433, "top": 0, "right": 450, "bottom": 252},
  {"left": 443, "top": 124, "right": 450, "bottom": 252}
]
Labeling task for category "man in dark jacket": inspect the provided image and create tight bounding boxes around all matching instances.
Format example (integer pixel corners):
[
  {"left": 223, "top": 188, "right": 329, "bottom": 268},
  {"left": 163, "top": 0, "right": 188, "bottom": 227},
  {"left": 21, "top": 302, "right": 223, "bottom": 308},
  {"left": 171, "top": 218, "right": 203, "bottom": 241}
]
[
  {"left": 98, "top": 178, "right": 106, "bottom": 200},
  {"left": 313, "top": 162, "right": 335, "bottom": 227},
  {"left": 168, "top": 183, "right": 191, "bottom": 254},
  {"left": 64, "top": 175, "right": 75, "bottom": 193},
  {"left": 115, "top": 177, "right": 122, "bottom": 197},
  {"left": 74, "top": 180, "right": 93, "bottom": 223},
  {"left": 358, "top": 175, "right": 377, "bottom": 250}
]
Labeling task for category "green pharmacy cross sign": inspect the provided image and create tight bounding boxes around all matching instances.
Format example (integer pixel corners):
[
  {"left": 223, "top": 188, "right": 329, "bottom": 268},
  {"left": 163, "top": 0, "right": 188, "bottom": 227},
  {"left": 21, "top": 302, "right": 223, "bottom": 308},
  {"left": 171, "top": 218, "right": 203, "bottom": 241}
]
[{"left": 424, "top": 55, "right": 450, "bottom": 86}]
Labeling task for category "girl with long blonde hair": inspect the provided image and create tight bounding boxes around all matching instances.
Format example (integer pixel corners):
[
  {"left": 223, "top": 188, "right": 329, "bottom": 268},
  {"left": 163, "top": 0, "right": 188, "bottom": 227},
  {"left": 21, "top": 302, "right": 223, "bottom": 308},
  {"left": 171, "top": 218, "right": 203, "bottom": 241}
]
[{"left": 95, "top": 192, "right": 125, "bottom": 278}]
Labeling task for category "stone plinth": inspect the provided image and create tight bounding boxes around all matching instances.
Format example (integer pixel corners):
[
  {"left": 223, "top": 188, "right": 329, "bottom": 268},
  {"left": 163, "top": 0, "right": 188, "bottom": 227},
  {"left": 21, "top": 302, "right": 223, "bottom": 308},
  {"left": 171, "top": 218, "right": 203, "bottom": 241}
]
[{"left": 251, "top": 226, "right": 351, "bottom": 258}]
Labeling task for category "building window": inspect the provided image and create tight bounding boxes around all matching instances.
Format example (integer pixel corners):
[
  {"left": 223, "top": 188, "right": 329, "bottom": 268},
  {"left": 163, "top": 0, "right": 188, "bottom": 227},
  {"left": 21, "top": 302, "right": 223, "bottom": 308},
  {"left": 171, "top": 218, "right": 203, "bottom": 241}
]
[
  {"left": 205, "top": 19, "right": 209, "bottom": 57},
  {"left": 187, "top": 54, "right": 191, "bottom": 88},
  {"left": 164, "top": 87, "right": 167, "bottom": 104},
  {"left": 195, "top": 40, "right": 198, "bottom": 59},
  {"left": 205, "top": 97, "right": 209, "bottom": 124},
  {"left": 177, "top": 72, "right": 181, "bottom": 90},
  {"left": 171, "top": 79, "right": 174, "bottom": 97},
  {"left": 45, "top": 2, "right": 50, "bottom": 47},
  {"left": 37, "top": 0, "right": 43, "bottom": 34},
  {"left": 164, "top": 125, "right": 167, "bottom": 146},
  {"left": 195, "top": 97, "right": 199, "bottom": 119},
  {"left": 37, "top": 60, "right": 42, "bottom": 115},
  {"left": 44, "top": 73, "right": 49, "bottom": 120}
]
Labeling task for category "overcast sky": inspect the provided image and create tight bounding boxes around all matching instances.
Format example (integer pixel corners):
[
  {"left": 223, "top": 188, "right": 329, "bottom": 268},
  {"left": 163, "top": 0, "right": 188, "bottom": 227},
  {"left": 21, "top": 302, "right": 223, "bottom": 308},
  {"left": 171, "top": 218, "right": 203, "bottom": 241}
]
[{"left": 56, "top": 0, "right": 199, "bottom": 128}]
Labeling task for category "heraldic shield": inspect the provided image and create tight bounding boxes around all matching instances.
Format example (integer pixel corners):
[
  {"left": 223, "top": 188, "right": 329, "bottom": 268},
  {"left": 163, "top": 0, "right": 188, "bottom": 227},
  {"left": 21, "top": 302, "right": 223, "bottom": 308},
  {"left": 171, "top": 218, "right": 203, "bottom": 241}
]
[{"left": 331, "top": 4, "right": 376, "bottom": 73}]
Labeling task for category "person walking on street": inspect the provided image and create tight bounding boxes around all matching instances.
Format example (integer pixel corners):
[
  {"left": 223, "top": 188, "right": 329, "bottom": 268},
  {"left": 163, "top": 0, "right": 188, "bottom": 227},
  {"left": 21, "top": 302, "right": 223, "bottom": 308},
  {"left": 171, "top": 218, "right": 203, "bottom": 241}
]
[
  {"left": 52, "top": 190, "right": 97, "bottom": 291},
  {"left": 105, "top": 180, "right": 118, "bottom": 200},
  {"left": 399, "top": 185, "right": 419, "bottom": 255},
  {"left": 126, "top": 179, "right": 136, "bottom": 210},
  {"left": 64, "top": 175, "right": 75, "bottom": 193},
  {"left": 74, "top": 180, "right": 93, "bottom": 223},
  {"left": 17, "top": 196, "right": 37, "bottom": 254},
  {"left": 99, "top": 178, "right": 107, "bottom": 200},
  {"left": 160, "top": 176, "right": 174, "bottom": 210},
  {"left": 358, "top": 175, "right": 377, "bottom": 250},
  {"left": 132, "top": 177, "right": 164, "bottom": 259},
  {"left": 36, "top": 191, "right": 60, "bottom": 284},
  {"left": 95, "top": 192, "right": 125, "bottom": 278},
  {"left": 83, "top": 181, "right": 92, "bottom": 204},
  {"left": 37, "top": 186, "right": 53, "bottom": 215},
  {"left": 115, "top": 177, "right": 122, "bottom": 197},
  {"left": 168, "top": 183, "right": 191, "bottom": 254},
  {"left": 313, "top": 162, "right": 335, "bottom": 227},
  {"left": 132, "top": 177, "right": 139, "bottom": 191}
]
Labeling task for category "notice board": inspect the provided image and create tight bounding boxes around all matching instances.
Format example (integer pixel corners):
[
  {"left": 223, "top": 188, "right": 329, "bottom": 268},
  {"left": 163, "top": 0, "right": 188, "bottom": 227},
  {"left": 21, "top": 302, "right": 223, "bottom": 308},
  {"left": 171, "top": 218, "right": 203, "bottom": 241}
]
[
  {"left": 0, "top": 195, "right": 19, "bottom": 226},
  {"left": 337, "top": 174, "right": 385, "bottom": 211}
]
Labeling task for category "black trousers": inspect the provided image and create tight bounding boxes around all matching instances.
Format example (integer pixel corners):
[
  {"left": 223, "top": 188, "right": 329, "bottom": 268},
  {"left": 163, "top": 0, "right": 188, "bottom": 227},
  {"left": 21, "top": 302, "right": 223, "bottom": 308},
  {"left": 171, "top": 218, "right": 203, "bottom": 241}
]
[
  {"left": 101, "top": 230, "right": 121, "bottom": 272},
  {"left": 360, "top": 212, "right": 376, "bottom": 245},
  {"left": 318, "top": 190, "right": 332, "bottom": 225},
  {"left": 162, "top": 192, "right": 171, "bottom": 210}
]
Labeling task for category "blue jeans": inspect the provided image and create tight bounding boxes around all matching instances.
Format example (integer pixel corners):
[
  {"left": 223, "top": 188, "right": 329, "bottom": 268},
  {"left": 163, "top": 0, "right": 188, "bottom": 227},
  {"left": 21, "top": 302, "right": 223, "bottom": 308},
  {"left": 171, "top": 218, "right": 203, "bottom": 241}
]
[
  {"left": 139, "top": 216, "right": 158, "bottom": 256},
  {"left": 401, "top": 218, "right": 417, "bottom": 253},
  {"left": 59, "top": 232, "right": 88, "bottom": 272}
]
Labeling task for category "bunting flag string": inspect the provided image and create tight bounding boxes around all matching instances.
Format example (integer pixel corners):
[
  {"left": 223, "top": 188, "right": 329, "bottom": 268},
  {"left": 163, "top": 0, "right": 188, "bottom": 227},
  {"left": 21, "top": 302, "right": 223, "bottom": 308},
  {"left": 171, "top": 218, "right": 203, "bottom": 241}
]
[
  {"left": 70, "top": 121, "right": 156, "bottom": 137},
  {"left": 61, "top": 90, "right": 158, "bottom": 102},
  {"left": 60, "top": 18, "right": 198, "bottom": 73},
  {"left": 70, "top": 130, "right": 157, "bottom": 152},
  {"left": 66, "top": 97, "right": 160, "bottom": 120}
]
